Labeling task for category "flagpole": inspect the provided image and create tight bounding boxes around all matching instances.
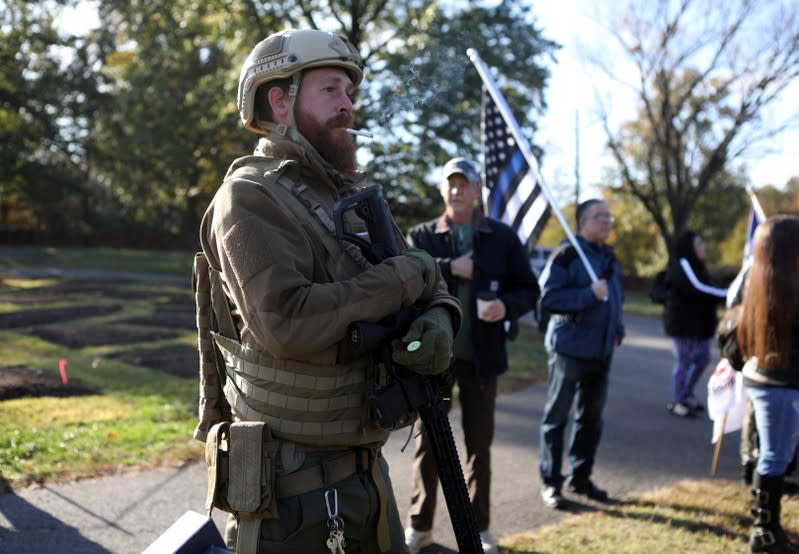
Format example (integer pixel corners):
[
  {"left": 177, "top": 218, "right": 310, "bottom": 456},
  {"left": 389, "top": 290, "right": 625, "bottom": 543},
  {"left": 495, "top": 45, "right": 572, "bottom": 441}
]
[
  {"left": 710, "top": 411, "right": 728, "bottom": 475},
  {"left": 467, "top": 48, "right": 599, "bottom": 283},
  {"left": 746, "top": 186, "right": 767, "bottom": 221}
]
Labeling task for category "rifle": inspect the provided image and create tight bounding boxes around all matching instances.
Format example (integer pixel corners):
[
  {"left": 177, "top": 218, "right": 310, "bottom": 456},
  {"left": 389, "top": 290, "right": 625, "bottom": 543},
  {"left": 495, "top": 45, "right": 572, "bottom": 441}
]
[{"left": 333, "top": 185, "right": 484, "bottom": 554}]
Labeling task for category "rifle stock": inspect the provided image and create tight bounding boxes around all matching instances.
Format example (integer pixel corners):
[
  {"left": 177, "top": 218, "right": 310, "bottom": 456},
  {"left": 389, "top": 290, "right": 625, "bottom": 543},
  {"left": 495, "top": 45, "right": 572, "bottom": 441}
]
[{"left": 333, "top": 186, "right": 484, "bottom": 553}]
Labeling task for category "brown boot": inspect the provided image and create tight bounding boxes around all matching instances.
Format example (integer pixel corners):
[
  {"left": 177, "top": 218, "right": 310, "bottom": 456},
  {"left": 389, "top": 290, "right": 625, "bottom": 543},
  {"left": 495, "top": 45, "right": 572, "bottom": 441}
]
[{"left": 749, "top": 473, "right": 799, "bottom": 553}]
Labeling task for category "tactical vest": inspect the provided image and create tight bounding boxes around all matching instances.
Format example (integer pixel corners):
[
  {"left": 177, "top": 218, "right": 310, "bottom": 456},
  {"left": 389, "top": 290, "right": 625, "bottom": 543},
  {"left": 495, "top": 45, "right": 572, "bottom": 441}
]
[{"left": 193, "top": 159, "right": 398, "bottom": 448}]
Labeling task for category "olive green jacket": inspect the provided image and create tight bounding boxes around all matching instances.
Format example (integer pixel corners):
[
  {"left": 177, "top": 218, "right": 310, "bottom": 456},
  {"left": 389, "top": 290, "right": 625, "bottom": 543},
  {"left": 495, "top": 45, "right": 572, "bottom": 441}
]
[{"left": 197, "top": 137, "right": 459, "bottom": 446}]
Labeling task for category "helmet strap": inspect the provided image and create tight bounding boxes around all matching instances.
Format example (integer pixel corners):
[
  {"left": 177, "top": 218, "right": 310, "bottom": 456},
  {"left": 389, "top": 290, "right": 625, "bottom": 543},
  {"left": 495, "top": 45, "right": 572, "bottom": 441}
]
[
  {"left": 253, "top": 72, "right": 303, "bottom": 137},
  {"left": 285, "top": 72, "right": 302, "bottom": 131},
  {"left": 255, "top": 120, "right": 288, "bottom": 136}
]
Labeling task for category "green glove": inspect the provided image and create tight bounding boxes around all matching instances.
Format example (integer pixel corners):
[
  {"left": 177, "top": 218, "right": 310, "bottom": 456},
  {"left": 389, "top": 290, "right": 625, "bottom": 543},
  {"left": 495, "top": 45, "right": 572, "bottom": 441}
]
[
  {"left": 403, "top": 248, "right": 441, "bottom": 302},
  {"left": 391, "top": 306, "right": 454, "bottom": 374}
]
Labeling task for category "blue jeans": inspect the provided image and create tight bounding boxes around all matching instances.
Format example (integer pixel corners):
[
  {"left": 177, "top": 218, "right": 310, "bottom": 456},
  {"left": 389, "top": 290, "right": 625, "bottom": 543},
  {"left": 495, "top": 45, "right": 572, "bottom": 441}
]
[
  {"left": 747, "top": 386, "right": 799, "bottom": 477},
  {"left": 539, "top": 352, "right": 611, "bottom": 487},
  {"left": 671, "top": 338, "right": 711, "bottom": 404}
]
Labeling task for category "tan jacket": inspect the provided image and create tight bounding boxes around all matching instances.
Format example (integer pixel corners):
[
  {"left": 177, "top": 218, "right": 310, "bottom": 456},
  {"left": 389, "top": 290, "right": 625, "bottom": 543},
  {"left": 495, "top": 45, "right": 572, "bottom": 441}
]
[{"left": 198, "top": 137, "right": 459, "bottom": 447}]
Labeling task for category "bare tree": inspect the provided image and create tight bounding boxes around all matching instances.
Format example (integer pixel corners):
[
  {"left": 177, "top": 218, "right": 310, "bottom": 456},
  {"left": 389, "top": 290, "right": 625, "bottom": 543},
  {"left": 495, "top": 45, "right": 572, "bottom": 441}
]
[{"left": 593, "top": 0, "right": 799, "bottom": 254}]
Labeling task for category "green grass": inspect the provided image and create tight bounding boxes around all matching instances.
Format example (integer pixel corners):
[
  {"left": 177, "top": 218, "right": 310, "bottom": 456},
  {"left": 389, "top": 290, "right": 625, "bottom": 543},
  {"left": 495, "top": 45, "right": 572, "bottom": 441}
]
[
  {"left": 4, "top": 247, "right": 789, "bottom": 552},
  {"left": 0, "top": 273, "right": 203, "bottom": 491},
  {"left": 501, "top": 323, "right": 548, "bottom": 394},
  {"left": 0, "top": 247, "right": 660, "bottom": 490},
  {"left": 1, "top": 393, "right": 199, "bottom": 487},
  {"left": 623, "top": 289, "right": 665, "bottom": 317},
  {"left": 500, "top": 479, "right": 799, "bottom": 553},
  {"left": 0, "top": 245, "right": 194, "bottom": 277}
]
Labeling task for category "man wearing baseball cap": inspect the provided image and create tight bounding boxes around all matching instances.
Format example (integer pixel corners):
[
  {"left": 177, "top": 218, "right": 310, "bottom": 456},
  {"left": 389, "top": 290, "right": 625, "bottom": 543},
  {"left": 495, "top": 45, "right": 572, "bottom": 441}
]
[{"left": 403, "top": 157, "right": 539, "bottom": 554}]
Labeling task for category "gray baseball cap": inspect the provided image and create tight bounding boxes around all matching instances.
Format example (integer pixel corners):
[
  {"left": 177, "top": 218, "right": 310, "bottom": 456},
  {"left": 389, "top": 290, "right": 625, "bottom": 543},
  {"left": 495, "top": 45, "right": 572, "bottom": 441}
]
[{"left": 441, "top": 157, "right": 480, "bottom": 186}]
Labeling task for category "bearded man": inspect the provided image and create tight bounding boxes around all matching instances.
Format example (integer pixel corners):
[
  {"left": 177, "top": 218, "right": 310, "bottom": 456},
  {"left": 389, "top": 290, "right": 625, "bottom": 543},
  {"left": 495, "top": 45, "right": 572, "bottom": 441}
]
[{"left": 194, "top": 29, "right": 460, "bottom": 554}]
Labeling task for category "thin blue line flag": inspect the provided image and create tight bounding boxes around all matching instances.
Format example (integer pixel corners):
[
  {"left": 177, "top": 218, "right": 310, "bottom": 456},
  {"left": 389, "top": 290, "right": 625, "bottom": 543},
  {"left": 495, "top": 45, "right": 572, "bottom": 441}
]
[{"left": 481, "top": 87, "right": 551, "bottom": 250}]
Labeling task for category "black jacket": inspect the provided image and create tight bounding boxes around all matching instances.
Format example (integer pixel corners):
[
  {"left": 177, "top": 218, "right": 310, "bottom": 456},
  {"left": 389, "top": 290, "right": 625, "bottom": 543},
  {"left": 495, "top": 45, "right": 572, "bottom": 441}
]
[
  {"left": 663, "top": 231, "right": 726, "bottom": 339},
  {"left": 663, "top": 259, "right": 723, "bottom": 338},
  {"left": 407, "top": 211, "right": 540, "bottom": 378},
  {"left": 742, "top": 312, "right": 799, "bottom": 390},
  {"left": 662, "top": 231, "right": 726, "bottom": 340}
]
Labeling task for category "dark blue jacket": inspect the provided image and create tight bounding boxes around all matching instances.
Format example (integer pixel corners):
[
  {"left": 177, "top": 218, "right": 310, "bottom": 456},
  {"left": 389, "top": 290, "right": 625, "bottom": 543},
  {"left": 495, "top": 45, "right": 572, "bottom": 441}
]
[
  {"left": 407, "top": 211, "right": 539, "bottom": 378},
  {"left": 539, "top": 237, "right": 625, "bottom": 361}
]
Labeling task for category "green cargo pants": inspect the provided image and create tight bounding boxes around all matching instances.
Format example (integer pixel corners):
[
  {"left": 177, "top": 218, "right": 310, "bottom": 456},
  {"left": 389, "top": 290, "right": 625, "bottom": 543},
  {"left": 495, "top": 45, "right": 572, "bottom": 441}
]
[{"left": 225, "top": 449, "right": 408, "bottom": 553}]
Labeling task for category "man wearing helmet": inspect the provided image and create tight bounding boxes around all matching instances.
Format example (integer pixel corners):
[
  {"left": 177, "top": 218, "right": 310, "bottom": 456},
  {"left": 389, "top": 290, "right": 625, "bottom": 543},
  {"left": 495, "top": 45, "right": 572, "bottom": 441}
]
[{"left": 194, "top": 29, "right": 460, "bottom": 554}]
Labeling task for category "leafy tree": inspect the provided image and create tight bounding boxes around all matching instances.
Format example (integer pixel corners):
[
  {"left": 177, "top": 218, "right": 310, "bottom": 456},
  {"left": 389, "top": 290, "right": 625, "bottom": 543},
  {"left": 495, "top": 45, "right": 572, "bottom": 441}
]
[
  {"left": 0, "top": 0, "right": 97, "bottom": 238},
  {"left": 245, "top": 0, "right": 559, "bottom": 230},
  {"left": 79, "top": 0, "right": 557, "bottom": 242},
  {"left": 717, "top": 182, "right": 799, "bottom": 266},
  {"left": 593, "top": 0, "right": 799, "bottom": 259},
  {"left": 88, "top": 0, "right": 273, "bottom": 245},
  {"left": 2, "top": 1, "right": 555, "bottom": 247},
  {"left": 605, "top": 190, "right": 665, "bottom": 276},
  {"left": 536, "top": 210, "right": 569, "bottom": 250}
]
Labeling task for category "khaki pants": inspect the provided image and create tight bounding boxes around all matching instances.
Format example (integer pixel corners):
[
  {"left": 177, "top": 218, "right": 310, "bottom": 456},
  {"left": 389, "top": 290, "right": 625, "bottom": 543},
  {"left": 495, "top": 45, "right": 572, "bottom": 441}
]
[
  {"left": 226, "top": 450, "right": 408, "bottom": 554},
  {"left": 407, "top": 359, "right": 497, "bottom": 532}
]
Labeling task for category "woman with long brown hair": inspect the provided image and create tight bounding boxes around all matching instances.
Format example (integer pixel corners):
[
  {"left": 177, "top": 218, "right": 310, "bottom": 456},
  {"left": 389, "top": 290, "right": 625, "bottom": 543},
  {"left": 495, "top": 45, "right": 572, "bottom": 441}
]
[{"left": 738, "top": 215, "right": 799, "bottom": 553}]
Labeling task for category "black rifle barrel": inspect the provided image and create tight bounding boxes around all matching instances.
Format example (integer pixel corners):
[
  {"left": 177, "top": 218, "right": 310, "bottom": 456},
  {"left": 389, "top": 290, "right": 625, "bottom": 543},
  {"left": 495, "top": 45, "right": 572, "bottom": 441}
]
[
  {"left": 333, "top": 186, "right": 484, "bottom": 553},
  {"left": 419, "top": 389, "right": 485, "bottom": 553}
]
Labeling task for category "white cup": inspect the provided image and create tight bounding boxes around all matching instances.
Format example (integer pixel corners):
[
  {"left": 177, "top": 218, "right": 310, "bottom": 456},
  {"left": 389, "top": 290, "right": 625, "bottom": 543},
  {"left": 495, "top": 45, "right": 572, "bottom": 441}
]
[{"left": 477, "top": 292, "right": 497, "bottom": 321}]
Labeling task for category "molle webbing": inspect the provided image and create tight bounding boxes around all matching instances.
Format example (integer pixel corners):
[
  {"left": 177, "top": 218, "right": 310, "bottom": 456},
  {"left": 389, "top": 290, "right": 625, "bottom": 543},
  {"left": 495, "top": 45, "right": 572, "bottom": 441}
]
[
  {"left": 212, "top": 332, "right": 388, "bottom": 446},
  {"left": 208, "top": 262, "right": 238, "bottom": 341},
  {"left": 193, "top": 252, "right": 231, "bottom": 441},
  {"left": 273, "top": 175, "right": 374, "bottom": 272}
]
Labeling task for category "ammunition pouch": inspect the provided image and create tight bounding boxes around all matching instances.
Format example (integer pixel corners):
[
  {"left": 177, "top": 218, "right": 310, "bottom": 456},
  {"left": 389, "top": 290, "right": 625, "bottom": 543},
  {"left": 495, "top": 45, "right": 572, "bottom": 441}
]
[{"left": 205, "top": 421, "right": 277, "bottom": 520}]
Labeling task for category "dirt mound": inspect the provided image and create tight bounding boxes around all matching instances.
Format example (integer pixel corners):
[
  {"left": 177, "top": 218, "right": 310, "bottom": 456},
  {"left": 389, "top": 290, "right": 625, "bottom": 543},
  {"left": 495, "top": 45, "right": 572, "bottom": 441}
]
[
  {"left": 0, "top": 366, "right": 98, "bottom": 401},
  {"left": 107, "top": 345, "right": 198, "bottom": 379},
  {"left": 0, "top": 304, "right": 122, "bottom": 329},
  {"left": 29, "top": 324, "right": 180, "bottom": 348},
  {"left": 0, "top": 276, "right": 197, "bottom": 399},
  {"left": 119, "top": 313, "right": 195, "bottom": 330}
]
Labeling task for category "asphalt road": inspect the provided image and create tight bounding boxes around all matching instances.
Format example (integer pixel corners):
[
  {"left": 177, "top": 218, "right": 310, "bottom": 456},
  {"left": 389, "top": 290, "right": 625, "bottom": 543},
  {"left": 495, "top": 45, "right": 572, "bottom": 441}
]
[{"left": 0, "top": 313, "right": 742, "bottom": 553}]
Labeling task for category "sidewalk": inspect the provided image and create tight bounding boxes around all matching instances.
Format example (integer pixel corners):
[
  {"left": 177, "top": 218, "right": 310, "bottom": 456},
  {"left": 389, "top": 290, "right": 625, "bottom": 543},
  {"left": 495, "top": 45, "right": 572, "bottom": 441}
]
[{"left": 0, "top": 314, "right": 741, "bottom": 553}]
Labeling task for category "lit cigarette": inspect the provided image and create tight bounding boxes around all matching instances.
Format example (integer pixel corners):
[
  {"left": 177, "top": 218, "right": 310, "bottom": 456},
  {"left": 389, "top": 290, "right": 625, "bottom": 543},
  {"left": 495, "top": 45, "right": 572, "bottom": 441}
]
[{"left": 345, "top": 128, "right": 374, "bottom": 139}]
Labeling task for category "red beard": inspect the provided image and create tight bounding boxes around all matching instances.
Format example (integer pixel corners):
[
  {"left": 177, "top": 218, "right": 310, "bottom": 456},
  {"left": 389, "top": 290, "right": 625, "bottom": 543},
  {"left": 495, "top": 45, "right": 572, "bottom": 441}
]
[{"left": 296, "top": 111, "right": 357, "bottom": 172}]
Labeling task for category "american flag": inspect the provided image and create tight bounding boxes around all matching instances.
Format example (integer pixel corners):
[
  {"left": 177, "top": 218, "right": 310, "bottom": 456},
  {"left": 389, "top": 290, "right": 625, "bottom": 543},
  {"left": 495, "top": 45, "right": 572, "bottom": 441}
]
[{"left": 481, "top": 88, "right": 551, "bottom": 250}]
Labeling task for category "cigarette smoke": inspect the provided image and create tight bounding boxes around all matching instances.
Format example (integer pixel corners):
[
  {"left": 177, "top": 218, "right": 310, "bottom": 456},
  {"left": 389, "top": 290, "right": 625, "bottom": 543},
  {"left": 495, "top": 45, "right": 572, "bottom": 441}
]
[{"left": 376, "top": 52, "right": 472, "bottom": 127}]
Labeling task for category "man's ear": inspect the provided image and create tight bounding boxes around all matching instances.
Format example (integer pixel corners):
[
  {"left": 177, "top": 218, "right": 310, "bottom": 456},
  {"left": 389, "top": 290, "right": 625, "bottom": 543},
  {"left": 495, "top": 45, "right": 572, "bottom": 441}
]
[{"left": 268, "top": 86, "right": 291, "bottom": 122}]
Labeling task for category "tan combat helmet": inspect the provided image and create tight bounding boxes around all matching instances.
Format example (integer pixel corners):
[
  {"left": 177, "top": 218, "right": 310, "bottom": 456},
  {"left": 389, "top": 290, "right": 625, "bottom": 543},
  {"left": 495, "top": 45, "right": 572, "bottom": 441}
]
[{"left": 237, "top": 29, "right": 364, "bottom": 136}]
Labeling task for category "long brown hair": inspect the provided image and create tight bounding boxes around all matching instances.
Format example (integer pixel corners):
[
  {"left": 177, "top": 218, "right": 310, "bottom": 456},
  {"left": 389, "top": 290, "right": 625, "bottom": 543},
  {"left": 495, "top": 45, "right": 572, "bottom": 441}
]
[{"left": 737, "top": 215, "right": 799, "bottom": 369}]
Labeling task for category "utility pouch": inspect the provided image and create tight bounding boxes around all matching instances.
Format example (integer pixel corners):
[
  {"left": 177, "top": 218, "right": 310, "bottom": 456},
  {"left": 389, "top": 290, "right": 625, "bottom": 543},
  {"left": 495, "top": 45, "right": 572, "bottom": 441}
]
[
  {"left": 205, "top": 421, "right": 232, "bottom": 514},
  {"left": 204, "top": 420, "right": 278, "bottom": 519}
]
